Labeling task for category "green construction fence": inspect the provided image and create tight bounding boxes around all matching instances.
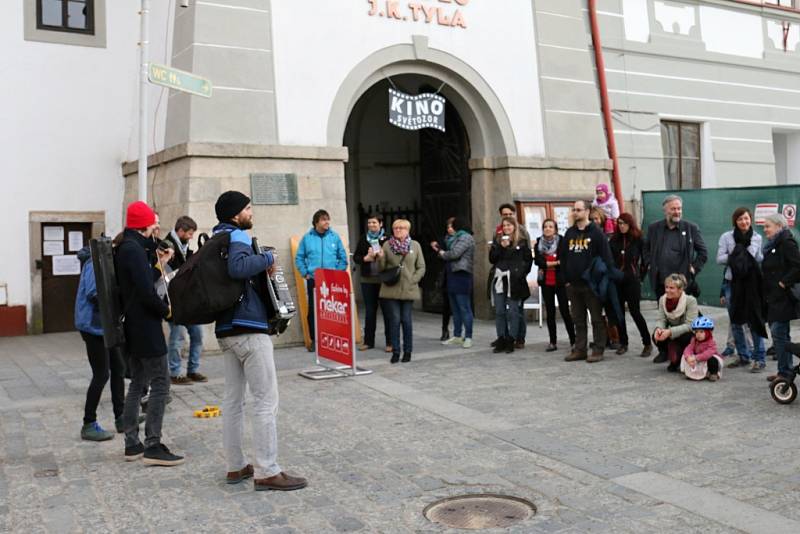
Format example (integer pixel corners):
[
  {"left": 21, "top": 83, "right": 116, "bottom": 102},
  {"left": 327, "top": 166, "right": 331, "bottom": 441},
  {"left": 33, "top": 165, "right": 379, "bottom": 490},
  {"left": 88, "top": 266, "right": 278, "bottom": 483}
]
[{"left": 641, "top": 185, "right": 800, "bottom": 306}]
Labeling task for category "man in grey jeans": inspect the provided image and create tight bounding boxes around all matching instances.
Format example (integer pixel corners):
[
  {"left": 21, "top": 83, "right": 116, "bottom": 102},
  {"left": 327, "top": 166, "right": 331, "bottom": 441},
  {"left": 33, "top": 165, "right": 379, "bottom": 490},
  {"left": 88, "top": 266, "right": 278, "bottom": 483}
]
[{"left": 212, "top": 191, "right": 307, "bottom": 491}]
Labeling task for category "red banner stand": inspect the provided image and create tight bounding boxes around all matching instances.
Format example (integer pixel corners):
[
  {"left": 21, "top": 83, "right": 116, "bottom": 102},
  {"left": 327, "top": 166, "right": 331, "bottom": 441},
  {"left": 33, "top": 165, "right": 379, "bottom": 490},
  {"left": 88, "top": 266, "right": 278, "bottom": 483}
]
[{"left": 299, "top": 269, "right": 372, "bottom": 380}]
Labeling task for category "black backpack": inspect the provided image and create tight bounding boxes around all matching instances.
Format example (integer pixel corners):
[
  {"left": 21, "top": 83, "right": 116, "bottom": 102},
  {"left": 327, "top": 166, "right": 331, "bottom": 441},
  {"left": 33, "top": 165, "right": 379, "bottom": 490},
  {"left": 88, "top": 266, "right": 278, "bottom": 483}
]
[{"left": 168, "top": 232, "right": 244, "bottom": 324}]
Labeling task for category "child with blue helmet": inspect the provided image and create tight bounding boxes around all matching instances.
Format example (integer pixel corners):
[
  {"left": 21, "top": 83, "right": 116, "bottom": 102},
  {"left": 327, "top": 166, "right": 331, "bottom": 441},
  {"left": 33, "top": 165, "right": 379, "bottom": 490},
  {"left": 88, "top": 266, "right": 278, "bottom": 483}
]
[{"left": 681, "top": 316, "right": 724, "bottom": 381}]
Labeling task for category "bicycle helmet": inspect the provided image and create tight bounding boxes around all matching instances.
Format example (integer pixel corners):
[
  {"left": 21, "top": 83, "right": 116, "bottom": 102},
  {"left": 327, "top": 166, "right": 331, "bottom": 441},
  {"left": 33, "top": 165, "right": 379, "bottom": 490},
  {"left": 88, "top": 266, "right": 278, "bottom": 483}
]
[{"left": 691, "top": 316, "right": 714, "bottom": 330}]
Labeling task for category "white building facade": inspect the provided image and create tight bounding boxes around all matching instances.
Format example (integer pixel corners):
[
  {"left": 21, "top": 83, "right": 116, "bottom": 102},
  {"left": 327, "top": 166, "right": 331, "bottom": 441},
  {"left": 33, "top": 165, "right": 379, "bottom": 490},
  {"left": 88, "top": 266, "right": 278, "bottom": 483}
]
[{"left": 1, "top": 0, "right": 799, "bottom": 338}]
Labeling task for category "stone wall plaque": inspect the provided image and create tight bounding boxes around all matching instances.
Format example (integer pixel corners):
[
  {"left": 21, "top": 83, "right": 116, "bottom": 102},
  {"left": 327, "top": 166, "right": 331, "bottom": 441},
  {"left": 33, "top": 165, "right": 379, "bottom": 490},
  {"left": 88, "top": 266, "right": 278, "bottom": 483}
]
[{"left": 250, "top": 173, "right": 299, "bottom": 205}]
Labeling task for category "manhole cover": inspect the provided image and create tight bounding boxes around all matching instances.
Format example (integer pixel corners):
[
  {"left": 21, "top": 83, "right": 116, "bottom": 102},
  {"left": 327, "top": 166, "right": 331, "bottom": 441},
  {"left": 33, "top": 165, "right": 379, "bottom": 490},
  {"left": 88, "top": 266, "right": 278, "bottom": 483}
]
[{"left": 423, "top": 494, "right": 536, "bottom": 530}]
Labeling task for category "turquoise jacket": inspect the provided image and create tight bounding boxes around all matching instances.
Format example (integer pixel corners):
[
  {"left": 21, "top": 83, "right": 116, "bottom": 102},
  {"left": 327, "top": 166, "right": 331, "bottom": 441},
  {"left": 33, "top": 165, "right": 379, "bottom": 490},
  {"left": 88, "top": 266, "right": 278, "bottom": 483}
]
[{"left": 295, "top": 227, "right": 348, "bottom": 279}]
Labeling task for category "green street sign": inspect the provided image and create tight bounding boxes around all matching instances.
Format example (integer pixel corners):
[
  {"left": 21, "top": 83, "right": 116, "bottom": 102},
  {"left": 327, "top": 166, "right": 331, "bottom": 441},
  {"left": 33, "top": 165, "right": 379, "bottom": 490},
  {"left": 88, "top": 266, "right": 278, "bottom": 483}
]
[{"left": 148, "top": 63, "right": 212, "bottom": 98}]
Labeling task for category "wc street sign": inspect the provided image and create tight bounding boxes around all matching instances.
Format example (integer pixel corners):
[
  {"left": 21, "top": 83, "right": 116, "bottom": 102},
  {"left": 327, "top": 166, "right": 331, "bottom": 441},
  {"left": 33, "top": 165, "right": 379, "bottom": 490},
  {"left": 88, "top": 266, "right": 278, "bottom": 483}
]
[
  {"left": 148, "top": 63, "right": 212, "bottom": 98},
  {"left": 388, "top": 88, "right": 445, "bottom": 132}
]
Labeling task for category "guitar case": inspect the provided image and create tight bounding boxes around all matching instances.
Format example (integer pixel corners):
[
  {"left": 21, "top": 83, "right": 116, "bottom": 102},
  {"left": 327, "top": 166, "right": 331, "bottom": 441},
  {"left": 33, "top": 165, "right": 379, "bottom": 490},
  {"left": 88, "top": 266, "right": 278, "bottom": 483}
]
[{"left": 89, "top": 237, "right": 126, "bottom": 349}]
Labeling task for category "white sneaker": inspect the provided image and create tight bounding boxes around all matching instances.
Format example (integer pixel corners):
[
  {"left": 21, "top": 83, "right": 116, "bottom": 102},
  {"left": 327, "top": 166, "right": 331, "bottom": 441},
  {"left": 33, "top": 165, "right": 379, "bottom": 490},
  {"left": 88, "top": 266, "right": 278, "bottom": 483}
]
[
  {"left": 442, "top": 337, "right": 464, "bottom": 346},
  {"left": 462, "top": 338, "right": 473, "bottom": 349}
]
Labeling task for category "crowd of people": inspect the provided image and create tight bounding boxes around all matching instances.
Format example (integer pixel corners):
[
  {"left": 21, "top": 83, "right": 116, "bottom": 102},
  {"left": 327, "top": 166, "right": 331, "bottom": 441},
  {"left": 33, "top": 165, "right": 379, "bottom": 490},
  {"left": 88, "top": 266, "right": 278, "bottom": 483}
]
[
  {"left": 72, "top": 184, "right": 800, "bottom": 492},
  {"left": 350, "top": 186, "right": 800, "bottom": 385}
]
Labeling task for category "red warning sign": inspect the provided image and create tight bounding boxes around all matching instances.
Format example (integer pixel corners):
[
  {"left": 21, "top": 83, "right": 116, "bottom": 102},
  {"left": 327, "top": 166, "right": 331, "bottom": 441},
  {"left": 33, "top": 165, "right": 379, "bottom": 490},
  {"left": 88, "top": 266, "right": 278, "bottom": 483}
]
[{"left": 783, "top": 204, "right": 796, "bottom": 228}]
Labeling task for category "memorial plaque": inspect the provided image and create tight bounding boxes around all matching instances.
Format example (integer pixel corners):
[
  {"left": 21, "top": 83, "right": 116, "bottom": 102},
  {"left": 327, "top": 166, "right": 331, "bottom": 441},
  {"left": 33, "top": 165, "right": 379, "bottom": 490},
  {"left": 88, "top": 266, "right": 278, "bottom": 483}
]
[{"left": 250, "top": 173, "right": 299, "bottom": 205}]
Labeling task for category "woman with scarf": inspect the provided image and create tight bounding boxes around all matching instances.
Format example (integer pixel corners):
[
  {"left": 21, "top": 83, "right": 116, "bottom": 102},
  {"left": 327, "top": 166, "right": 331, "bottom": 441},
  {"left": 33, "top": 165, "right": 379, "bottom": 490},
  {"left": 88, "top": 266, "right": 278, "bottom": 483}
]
[
  {"left": 433, "top": 217, "right": 476, "bottom": 349},
  {"left": 353, "top": 214, "right": 391, "bottom": 352},
  {"left": 379, "top": 219, "right": 426, "bottom": 363},
  {"left": 760, "top": 213, "right": 800, "bottom": 382},
  {"left": 534, "top": 219, "right": 575, "bottom": 352},
  {"left": 592, "top": 183, "right": 620, "bottom": 235},
  {"left": 716, "top": 207, "right": 767, "bottom": 371},
  {"left": 489, "top": 217, "right": 533, "bottom": 353},
  {"left": 652, "top": 273, "right": 699, "bottom": 372},
  {"left": 609, "top": 213, "right": 652, "bottom": 357}
]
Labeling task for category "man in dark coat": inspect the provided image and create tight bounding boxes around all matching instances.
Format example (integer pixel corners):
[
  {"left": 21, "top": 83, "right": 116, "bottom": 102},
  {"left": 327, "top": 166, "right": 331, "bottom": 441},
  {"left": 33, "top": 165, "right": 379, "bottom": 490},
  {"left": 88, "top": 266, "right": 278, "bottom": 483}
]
[
  {"left": 161, "top": 216, "right": 207, "bottom": 385},
  {"left": 116, "top": 201, "right": 184, "bottom": 466},
  {"left": 643, "top": 195, "right": 707, "bottom": 298}
]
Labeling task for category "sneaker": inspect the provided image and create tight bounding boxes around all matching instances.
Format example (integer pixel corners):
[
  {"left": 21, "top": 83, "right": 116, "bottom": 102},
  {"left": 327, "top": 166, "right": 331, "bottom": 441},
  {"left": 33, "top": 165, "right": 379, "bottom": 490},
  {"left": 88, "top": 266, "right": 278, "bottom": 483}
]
[
  {"left": 721, "top": 347, "right": 735, "bottom": 357},
  {"left": 587, "top": 352, "right": 604, "bottom": 363},
  {"left": 171, "top": 375, "right": 193, "bottom": 385},
  {"left": 81, "top": 422, "right": 113, "bottom": 442},
  {"left": 545, "top": 343, "right": 558, "bottom": 352},
  {"left": 565, "top": 351, "right": 587, "bottom": 362},
  {"left": 115, "top": 415, "right": 146, "bottom": 433},
  {"left": 186, "top": 372, "right": 208, "bottom": 383},
  {"left": 442, "top": 337, "right": 464, "bottom": 346},
  {"left": 254, "top": 472, "right": 308, "bottom": 491},
  {"left": 726, "top": 357, "right": 749, "bottom": 369},
  {"left": 124, "top": 443, "right": 145, "bottom": 462},
  {"left": 226, "top": 464, "right": 254, "bottom": 485},
  {"left": 462, "top": 338, "right": 473, "bottom": 349},
  {"left": 615, "top": 345, "right": 628, "bottom": 355},
  {"left": 143, "top": 444, "right": 185, "bottom": 467},
  {"left": 750, "top": 362, "right": 766, "bottom": 373}
]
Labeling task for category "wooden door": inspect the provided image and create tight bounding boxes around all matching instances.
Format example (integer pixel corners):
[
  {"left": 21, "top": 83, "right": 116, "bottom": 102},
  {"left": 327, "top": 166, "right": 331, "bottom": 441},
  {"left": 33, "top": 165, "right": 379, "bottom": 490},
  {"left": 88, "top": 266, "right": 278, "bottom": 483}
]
[
  {"left": 418, "top": 99, "right": 471, "bottom": 312},
  {"left": 41, "top": 222, "right": 92, "bottom": 333}
]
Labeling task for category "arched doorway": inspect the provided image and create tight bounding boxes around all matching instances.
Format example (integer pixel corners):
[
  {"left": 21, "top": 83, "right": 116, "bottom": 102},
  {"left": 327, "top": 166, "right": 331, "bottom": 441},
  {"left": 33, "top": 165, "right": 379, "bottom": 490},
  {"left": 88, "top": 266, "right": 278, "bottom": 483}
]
[{"left": 344, "top": 76, "right": 471, "bottom": 312}]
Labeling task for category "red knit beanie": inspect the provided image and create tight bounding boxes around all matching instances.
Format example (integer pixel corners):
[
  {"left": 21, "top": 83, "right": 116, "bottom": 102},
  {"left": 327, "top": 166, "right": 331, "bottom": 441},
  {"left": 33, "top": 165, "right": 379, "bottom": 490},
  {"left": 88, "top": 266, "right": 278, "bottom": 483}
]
[{"left": 125, "top": 201, "right": 157, "bottom": 229}]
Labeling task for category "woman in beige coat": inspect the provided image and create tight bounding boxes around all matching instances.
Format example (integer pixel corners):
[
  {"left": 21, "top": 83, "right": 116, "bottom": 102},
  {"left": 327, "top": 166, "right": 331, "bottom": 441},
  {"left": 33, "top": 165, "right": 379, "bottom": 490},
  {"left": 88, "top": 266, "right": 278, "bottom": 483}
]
[
  {"left": 378, "top": 219, "right": 426, "bottom": 363},
  {"left": 652, "top": 273, "right": 699, "bottom": 372}
]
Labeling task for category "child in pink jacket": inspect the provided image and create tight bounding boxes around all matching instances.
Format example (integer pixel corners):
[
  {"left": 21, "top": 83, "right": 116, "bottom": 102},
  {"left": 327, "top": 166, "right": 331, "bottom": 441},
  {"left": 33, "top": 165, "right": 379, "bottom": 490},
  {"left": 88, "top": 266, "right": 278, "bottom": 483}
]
[{"left": 681, "top": 316, "right": 723, "bottom": 381}]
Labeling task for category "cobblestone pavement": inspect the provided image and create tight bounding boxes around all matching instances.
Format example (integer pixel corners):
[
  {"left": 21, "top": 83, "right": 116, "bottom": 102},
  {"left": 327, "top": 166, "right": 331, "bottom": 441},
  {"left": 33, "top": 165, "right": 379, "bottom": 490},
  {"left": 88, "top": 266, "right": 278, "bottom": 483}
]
[{"left": 2, "top": 305, "right": 800, "bottom": 533}]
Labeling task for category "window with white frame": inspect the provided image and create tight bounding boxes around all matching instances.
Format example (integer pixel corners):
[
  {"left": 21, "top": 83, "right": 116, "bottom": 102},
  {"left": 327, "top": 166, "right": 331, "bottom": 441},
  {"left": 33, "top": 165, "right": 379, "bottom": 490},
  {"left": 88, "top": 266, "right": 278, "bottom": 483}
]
[{"left": 661, "top": 120, "right": 702, "bottom": 190}]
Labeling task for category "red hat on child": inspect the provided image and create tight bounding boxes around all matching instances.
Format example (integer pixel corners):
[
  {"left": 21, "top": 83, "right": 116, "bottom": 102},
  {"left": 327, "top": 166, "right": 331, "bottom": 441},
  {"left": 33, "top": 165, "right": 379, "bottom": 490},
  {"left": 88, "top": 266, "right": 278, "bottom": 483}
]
[{"left": 125, "top": 201, "right": 157, "bottom": 229}]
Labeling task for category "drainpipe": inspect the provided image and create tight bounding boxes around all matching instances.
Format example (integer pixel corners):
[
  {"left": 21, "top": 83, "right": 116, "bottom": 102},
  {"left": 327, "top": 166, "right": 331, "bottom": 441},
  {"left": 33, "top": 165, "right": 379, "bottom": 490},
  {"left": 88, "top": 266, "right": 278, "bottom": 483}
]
[{"left": 588, "top": 0, "right": 624, "bottom": 212}]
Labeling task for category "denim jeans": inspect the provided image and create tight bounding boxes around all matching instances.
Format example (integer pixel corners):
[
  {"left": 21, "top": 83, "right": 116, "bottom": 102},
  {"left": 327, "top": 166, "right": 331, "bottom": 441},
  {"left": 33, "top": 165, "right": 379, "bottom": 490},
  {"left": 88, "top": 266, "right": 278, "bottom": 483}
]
[
  {"left": 122, "top": 354, "right": 170, "bottom": 448},
  {"left": 566, "top": 282, "right": 605, "bottom": 354},
  {"left": 168, "top": 323, "right": 203, "bottom": 376},
  {"left": 219, "top": 334, "right": 281, "bottom": 480},
  {"left": 449, "top": 292, "right": 473, "bottom": 339},
  {"left": 361, "top": 282, "right": 390, "bottom": 347},
  {"left": 770, "top": 321, "right": 794, "bottom": 376},
  {"left": 494, "top": 292, "right": 521, "bottom": 339},
  {"left": 723, "top": 281, "right": 762, "bottom": 363},
  {"left": 385, "top": 299, "right": 413, "bottom": 354},
  {"left": 517, "top": 301, "right": 527, "bottom": 341}
]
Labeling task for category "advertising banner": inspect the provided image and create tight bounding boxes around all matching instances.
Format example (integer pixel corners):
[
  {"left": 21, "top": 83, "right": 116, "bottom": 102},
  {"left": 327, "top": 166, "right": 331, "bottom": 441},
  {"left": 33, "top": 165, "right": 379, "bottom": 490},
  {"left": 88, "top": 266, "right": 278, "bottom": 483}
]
[
  {"left": 314, "top": 269, "right": 354, "bottom": 367},
  {"left": 388, "top": 88, "right": 446, "bottom": 132}
]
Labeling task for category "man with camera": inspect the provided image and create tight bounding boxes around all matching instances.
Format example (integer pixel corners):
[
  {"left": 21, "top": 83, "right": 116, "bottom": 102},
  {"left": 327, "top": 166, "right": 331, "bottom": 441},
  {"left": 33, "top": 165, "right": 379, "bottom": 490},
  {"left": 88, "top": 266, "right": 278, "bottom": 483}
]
[
  {"left": 213, "top": 191, "right": 307, "bottom": 491},
  {"left": 161, "top": 215, "right": 207, "bottom": 385},
  {"left": 116, "top": 201, "right": 184, "bottom": 466}
]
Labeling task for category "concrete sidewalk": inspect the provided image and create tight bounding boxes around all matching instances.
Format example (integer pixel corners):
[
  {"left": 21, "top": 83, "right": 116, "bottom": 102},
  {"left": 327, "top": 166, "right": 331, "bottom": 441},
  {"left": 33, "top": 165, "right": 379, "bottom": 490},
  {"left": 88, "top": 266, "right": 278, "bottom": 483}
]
[{"left": 1, "top": 307, "right": 800, "bottom": 533}]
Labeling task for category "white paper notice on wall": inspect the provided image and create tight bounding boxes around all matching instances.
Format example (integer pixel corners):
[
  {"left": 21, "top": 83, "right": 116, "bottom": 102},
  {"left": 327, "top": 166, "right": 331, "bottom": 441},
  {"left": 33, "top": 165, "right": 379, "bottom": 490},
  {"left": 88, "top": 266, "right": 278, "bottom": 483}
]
[
  {"left": 68, "top": 231, "right": 84, "bottom": 252},
  {"left": 43, "top": 241, "right": 64, "bottom": 256},
  {"left": 44, "top": 226, "right": 64, "bottom": 241},
  {"left": 52, "top": 255, "right": 81, "bottom": 276}
]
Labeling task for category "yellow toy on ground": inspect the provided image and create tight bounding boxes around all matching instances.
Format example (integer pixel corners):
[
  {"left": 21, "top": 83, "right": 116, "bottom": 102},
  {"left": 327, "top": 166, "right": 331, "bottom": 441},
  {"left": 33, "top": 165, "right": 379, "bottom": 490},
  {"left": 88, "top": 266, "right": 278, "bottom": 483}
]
[{"left": 193, "top": 405, "right": 221, "bottom": 418}]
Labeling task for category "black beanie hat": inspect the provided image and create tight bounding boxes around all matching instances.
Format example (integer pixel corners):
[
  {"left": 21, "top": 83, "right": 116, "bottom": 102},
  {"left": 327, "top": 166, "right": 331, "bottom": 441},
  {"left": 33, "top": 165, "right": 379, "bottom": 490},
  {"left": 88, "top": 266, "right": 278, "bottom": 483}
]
[{"left": 215, "top": 191, "right": 251, "bottom": 222}]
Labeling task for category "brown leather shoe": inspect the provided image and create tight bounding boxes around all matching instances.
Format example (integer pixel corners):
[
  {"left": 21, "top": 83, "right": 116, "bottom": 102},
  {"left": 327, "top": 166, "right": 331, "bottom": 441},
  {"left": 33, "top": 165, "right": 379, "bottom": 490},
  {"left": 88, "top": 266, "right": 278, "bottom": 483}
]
[
  {"left": 226, "top": 464, "right": 254, "bottom": 484},
  {"left": 587, "top": 351, "right": 605, "bottom": 363},
  {"left": 170, "top": 375, "right": 193, "bottom": 385},
  {"left": 565, "top": 351, "right": 587, "bottom": 362},
  {"left": 254, "top": 472, "right": 308, "bottom": 491},
  {"left": 187, "top": 372, "right": 208, "bottom": 383},
  {"left": 384, "top": 345, "right": 393, "bottom": 353}
]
